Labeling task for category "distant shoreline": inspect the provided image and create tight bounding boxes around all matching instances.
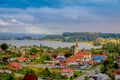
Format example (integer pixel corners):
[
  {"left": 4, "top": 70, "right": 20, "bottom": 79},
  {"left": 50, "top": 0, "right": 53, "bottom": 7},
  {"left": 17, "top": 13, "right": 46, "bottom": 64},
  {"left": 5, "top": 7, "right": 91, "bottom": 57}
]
[
  {"left": 35, "top": 40, "right": 94, "bottom": 46},
  {"left": 0, "top": 39, "right": 94, "bottom": 46}
]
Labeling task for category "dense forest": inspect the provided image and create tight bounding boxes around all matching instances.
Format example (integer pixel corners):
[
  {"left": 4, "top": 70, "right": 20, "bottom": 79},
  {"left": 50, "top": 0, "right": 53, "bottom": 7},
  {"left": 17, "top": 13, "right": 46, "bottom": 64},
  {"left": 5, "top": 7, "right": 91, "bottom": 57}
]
[{"left": 42, "top": 32, "right": 120, "bottom": 42}]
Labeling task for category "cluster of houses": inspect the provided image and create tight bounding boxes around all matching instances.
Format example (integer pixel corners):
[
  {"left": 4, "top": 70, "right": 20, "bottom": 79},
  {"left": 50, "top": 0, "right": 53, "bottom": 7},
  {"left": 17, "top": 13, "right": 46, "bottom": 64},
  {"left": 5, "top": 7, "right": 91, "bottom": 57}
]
[
  {"left": 0, "top": 42, "right": 109, "bottom": 79},
  {"left": 6, "top": 55, "right": 28, "bottom": 71},
  {"left": 54, "top": 42, "right": 106, "bottom": 78}
]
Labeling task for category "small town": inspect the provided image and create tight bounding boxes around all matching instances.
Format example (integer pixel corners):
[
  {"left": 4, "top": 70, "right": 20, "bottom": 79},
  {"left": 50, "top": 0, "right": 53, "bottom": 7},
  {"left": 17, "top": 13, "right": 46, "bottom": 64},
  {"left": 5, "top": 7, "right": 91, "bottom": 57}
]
[
  {"left": 0, "top": 0, "right": 120, "bottom": 80},
  {"left": 0, "top": 39, "right": 120, "bottom": 80}
]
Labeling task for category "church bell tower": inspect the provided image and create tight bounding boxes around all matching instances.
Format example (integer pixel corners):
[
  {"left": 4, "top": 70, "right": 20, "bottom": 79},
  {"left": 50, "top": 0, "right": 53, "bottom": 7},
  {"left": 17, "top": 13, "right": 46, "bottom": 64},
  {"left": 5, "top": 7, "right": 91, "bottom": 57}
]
[{"left": 74, "top": 41, "right": 79, "bottom": 55}]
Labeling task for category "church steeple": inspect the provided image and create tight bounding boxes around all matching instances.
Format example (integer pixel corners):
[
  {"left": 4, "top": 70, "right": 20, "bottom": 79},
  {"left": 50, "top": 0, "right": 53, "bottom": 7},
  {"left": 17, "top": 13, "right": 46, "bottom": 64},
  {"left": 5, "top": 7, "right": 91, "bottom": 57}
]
[
  {"left": 74, "top": 41, "right": 79, "bottom": 55},
  {"left": 75, "top": 41, "right": 79, "bottom": 48}
]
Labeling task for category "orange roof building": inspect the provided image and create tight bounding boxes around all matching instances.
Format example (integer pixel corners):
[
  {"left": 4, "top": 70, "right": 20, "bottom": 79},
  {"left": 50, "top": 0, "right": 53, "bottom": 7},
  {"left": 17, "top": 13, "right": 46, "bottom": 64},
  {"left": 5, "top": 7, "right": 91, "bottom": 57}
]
[
  {"left": 74, "top": 41, "right": 91, "bottom": 61},
  {"left": 61, "top": 68, "right": 73, "bottom": 73},
  {"left": 75, "top": 51, "right": 91, "bottom": 61},
  {"left": 10, "top": 62, "right": 21, "bottom": 68},
  {"left": 61, "top": 68, "right": 74, "bottom": 78},
  {"left": 7, "top": 62, "right": 22, "bottom": 70},
  {"left": 17, "top": 55, "right": 28, "bottom": 62},
  {"left": 65, "top": 51, "right": 91, "bottom": 66},
  {"left": 55, "top": 42, "right": 92, "bottom": 66}
]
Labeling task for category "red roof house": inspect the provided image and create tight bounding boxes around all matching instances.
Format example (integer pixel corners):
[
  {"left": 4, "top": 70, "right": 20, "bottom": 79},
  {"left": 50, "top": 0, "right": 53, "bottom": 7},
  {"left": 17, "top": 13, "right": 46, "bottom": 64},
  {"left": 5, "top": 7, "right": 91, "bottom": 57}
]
[
  {"left": 61, "top": 68, "right": 74, "bottom": 78},
  {"left": 75, "top": 51, "right": 91, "bottom": 61},
  {"left": 61, "top": 68, "right": 73, "bottom": 73},
  {"left": 7, "top": 62, "right": 22, "bottom": 70},
  {"left": 17, "top": 55, "right": 28, "bottom": 62},
  {"left": 10, "top": 62, "right": 21, "bottom": 68}
]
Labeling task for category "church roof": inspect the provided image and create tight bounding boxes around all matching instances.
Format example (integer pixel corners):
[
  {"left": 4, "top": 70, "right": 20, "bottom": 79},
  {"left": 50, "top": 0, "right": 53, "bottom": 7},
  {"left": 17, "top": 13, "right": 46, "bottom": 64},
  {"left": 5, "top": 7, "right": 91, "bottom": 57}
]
[{"left": 76, "top": 51, "right": 91, "bottom": 56}]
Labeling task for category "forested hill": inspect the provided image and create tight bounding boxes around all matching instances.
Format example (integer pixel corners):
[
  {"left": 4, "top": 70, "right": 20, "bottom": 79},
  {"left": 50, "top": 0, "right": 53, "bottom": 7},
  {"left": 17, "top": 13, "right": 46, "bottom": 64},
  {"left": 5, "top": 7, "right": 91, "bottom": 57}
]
[
  {"left": 1, "top": 32, "right": 120, "bottom": 42},
  {"left": 42, "top": 32, "right": 120, "bottom": 42}
]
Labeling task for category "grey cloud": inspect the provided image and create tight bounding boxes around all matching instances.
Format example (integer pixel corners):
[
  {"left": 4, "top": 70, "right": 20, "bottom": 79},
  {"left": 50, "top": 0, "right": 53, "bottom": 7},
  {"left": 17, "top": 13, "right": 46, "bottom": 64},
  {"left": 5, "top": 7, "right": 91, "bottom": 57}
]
[
  {"left": 0, "top": 5, "right": 120, "bottom": 34},
  {"left": 0, "top": 6, "right": 120, "bottom": 24},
  {"left": 0, "top": 22, "right": 120, "bottom": 34}
]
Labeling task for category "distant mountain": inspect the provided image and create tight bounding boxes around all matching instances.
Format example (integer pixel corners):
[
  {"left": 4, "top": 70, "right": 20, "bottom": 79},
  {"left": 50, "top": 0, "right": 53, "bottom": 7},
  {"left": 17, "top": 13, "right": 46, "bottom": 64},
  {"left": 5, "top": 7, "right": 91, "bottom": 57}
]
[{"left": 0, "top": 33, "right": 46, "bottom": 39}]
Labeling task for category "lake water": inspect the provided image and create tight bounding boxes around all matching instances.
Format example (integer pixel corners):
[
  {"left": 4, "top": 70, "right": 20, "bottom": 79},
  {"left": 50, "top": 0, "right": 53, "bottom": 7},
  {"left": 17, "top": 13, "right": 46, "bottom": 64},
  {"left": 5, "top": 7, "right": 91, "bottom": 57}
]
[{"left": 0, "top": 40, "right": 101, "bottom": 49}]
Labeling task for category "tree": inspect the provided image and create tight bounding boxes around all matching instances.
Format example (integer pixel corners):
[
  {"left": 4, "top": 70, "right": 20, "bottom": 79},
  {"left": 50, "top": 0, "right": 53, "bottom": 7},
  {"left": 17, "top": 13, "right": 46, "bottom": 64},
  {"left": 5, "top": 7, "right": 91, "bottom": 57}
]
[
  {"left": 1, "top": 43, "right": 8, "bottom": 51},
  {"left": 100, "top": 55, "right": 114, "bottom": 74},
  {"left": 65, "top": 53, "right": 72, "bottom": 58},
  {"left": 31, "top": 47, "right": 39, "bottom": 53},
  {"left": 1, "top": 74, "right": 14, "bottom": 80},
  {"left": 44, "top": 55, "right": 50, "bottom": 61}
]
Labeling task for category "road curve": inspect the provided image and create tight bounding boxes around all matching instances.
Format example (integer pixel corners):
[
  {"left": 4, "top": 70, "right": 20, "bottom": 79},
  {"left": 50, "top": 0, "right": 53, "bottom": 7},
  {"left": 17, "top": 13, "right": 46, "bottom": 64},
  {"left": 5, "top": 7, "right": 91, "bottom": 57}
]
[{"left": 75, "top": 66, "right": 101, "bottom": 80}]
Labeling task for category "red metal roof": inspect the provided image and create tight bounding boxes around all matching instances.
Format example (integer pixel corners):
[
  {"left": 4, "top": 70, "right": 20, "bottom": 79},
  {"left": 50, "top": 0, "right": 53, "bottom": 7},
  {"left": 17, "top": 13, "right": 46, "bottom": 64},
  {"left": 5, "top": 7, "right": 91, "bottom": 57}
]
[{"left": 61, "top": 69, "right": 73, "bottom": 73}]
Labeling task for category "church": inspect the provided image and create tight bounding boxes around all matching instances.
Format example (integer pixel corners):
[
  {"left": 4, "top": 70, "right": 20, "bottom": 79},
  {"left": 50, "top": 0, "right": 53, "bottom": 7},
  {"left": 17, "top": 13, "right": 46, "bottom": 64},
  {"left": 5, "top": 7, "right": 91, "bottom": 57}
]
[
  {"left": 74, "top": 41, "right": 91, "bottom": 62},
  {"left": 66, "top": 41, "right": 92, "bottom": 66},
  {"left": 55, "top": 41, "right": 92, "bottom": 67}
]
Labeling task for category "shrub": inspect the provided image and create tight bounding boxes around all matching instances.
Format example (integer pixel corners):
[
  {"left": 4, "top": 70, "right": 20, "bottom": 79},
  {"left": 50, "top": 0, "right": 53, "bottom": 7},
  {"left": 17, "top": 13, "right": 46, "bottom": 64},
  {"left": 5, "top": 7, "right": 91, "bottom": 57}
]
[{"left": 1, "top": 43, "right": 8, "bottom": 51}]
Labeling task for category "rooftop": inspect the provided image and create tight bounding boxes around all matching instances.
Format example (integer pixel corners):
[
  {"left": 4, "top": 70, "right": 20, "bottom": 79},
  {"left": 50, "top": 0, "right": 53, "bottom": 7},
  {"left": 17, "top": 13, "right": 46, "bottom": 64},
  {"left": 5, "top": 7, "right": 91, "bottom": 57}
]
[
  {"left": 9, "top": 62, "right": 21, "bottom": 68},
  {"left": 61, "top": 69, "right": 73, "bottom": 73}
]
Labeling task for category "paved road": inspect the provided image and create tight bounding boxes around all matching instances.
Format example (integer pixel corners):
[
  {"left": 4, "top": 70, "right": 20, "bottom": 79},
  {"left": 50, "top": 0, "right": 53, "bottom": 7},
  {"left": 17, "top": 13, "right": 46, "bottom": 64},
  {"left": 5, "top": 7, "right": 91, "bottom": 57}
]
[{"left": 75, "top": 66, "right": 101, "bottom": 80}]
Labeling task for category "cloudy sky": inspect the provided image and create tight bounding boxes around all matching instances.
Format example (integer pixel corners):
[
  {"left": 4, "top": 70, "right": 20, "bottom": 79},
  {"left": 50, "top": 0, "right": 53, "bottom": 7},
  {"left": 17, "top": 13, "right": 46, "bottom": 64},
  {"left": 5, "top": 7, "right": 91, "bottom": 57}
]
[{"left": 0, "top": 0, "right": 120, "bottom": 34}]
